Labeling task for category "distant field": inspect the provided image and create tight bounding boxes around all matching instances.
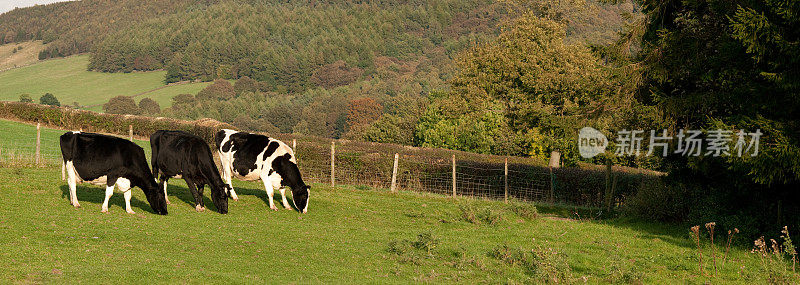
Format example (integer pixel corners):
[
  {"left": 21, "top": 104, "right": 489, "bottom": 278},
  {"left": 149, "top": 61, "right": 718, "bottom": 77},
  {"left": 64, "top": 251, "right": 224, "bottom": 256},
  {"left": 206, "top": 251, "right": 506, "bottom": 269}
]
[
  {"left": 0, "top": 55, "right": 209, "bottom": 111},
  {"left": 0, "top": 41, "right": 44, "bottom": 71}
]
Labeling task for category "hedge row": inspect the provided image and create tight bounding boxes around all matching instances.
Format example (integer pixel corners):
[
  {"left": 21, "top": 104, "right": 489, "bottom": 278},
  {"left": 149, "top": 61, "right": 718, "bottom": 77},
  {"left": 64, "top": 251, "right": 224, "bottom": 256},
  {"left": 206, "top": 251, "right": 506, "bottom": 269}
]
[{"left": 0, "top": 102, "right": 233, "bottom": 143}]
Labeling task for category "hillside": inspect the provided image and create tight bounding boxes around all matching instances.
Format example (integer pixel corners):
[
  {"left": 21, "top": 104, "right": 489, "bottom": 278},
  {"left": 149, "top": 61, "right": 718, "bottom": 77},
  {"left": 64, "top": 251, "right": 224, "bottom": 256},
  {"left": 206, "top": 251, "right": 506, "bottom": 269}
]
[
  {"left": 0, "top": 55, "right": 209, "bottom": 111},
  {"left": 0, "top": 40, "right": 44, "bottom": 70}
]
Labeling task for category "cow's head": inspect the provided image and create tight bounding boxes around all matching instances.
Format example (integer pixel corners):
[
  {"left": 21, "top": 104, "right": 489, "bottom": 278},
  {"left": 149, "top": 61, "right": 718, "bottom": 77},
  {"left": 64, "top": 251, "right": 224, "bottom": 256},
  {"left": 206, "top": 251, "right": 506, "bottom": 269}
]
[
  {"left": 292, "top": 185, "right": 310, "bottom": 213},
  {"left": 211, "top": 184, "right": 230, "bottom": 214},
  {"left": 144, "top": 182, "right": 168, "bottom": 215}
]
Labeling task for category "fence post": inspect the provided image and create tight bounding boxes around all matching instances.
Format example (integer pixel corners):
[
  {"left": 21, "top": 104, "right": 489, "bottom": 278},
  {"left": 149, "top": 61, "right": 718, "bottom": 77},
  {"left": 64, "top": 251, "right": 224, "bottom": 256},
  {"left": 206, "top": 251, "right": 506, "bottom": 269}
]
[
  {"left": 605, "top": 160, "right": 612, "bottom": 211},
  {"left": 390, "top": 153, "right": 399, "bottom": 192},
  {"left": 129, "top": 125, "right": 133, "bottom": 141},
  {"left": 35, "top": 123, "right": 41, "bottom": 165},
  {"left": 292, "top": 139, "right": 296, "bottom": 150},
  {"left": 451, "top": 154, "right": 456, "bottom": 198},
  {"left": 548, "top": 151, "right": 560, "bottom": 203},
  {"left": 330, "top": 141, "right": 335, "bottom": 188},
  {"left": 504, "top": 157, "right": 508, "bottom": 203}
]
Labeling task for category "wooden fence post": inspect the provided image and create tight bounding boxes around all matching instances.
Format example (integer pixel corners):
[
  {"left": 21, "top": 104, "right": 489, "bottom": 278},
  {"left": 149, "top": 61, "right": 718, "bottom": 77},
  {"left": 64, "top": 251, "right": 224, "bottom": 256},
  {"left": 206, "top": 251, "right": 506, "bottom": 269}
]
[
  {"left": 390, "top": 153, "right": 399, "bottom": 192},
  {"left": 35, "top": 123, "right": 41, "bottom": 165},
  {"left": 330, "top": 141, "right": 335, "bottom": 187},
  {"left": 504, "top": 157, "right": 508, "bottom": 203},
  {"left": 451, "top": 154, "right": 456, "bottom": 198},
  {"left": 292, "top": 139, "right": 296, "bottom": 150},
  {"left": 129, "top": 125, "right": 133, "bottom": 141},
  {"left": 548, "top": 151, "right": 560, "bottom": 203}
]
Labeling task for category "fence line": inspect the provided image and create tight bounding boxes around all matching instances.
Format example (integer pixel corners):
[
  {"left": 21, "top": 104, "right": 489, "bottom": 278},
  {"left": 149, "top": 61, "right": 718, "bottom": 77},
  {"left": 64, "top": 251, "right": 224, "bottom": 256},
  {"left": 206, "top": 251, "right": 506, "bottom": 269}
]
[{"left": 0, "top": 122, "right": 658, "bottom": 208}]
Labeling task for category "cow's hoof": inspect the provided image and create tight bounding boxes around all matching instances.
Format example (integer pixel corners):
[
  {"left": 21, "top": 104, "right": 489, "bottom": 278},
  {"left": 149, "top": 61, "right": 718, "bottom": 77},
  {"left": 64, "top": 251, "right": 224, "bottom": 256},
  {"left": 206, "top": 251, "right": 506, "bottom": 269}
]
[
  {"left": 233, "top": 198, "right": 239, "bottom": 202},
  {"left": 284, "top": 206, "right": 292, "bottom": 210},
  {"left": 270, "top": 207, "right": 278, "bottom": 211},
  {"left": 165, "top": 200, "right": 171, "bottom": 205},
  {"left": 126, "top": 210, "right": 136, "bottom": 215},
  {"left": 195, "top": 205, "right": 205, "bottom": 212},
  {"left": 101, "top": 209, "right": 108, "bottom": 213},
  {"left": 73, "top": 203, "right": 81, "bottom": 208}
]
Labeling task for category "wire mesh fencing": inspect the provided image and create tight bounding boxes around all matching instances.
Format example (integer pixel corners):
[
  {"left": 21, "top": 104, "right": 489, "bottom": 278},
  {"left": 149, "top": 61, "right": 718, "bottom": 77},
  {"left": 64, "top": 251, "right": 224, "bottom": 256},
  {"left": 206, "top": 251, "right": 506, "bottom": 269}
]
[{"left": 0, "top": 123, "right": 657, "bottom": 208}]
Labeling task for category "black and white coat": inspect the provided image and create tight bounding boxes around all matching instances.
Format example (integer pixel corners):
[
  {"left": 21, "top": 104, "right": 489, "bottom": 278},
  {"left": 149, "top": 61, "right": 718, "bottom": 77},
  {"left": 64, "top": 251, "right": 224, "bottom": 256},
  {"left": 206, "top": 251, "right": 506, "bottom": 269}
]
[
  {"left": 215, "top": 129, "right": 310, "bottom": 213},
  {"left": 59, "top": 131, "right": 168, "bottom": 215},
  {"left": 150, "top": 130, "right": 229, "bottom": 214}
]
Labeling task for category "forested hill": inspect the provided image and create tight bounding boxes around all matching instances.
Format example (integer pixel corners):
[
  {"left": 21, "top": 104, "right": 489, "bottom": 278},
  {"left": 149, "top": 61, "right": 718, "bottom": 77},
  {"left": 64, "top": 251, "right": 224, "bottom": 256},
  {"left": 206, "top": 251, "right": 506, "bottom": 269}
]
[{"left": 0, "top": 0, "right": 636, "bottom": 89}]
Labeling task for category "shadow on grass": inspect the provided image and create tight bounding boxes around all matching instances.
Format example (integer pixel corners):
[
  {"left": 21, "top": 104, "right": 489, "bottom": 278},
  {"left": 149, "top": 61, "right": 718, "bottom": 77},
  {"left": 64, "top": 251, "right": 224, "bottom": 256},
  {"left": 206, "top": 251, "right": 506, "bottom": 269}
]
[
  {"left": 59, "top": 184, "right": 156, "bottom": 214},
  {"left": 164, "top": 182, "right": 297, "bottom": 212}
]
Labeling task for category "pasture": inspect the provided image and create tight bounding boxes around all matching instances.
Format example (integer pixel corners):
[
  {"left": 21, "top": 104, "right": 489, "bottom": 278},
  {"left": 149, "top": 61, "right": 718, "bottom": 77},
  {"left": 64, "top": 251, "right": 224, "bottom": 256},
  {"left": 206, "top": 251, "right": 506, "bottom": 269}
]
[
  {"left": 0, "top": 54, "right": 209, "bottom": 111},
  {"left": 0, "top": 120, "right": 794, "bottom": 283}
]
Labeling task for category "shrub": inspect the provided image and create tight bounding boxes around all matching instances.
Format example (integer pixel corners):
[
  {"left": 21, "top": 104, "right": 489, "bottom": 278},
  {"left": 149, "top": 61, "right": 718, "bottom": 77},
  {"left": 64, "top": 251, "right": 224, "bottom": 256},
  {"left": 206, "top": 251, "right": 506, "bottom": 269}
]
[
  {"left": 234, "top": 76, "right": 258, "bottom": 95},
  {"left": 138, "top": 98, "right": 161, "bottom": 115},
  {"left": 18, "top": 94, "right": 32, "bottom": 103},
  {"left": 103, "top": 96, "right": 141, "bottom": 115},
  {"left": 39, "top": 93, "right": 60, "bottom": 106},
  {"left": 507, "top": 199, "right": 538, "bottom": 220},
  {"left": 458, "top": 202, "right": 504, "bottom": 225},
  {"left": 621, "top": 177, "right": 688, "bottom": 222},
  {"left": 196, "top": 79, "right": 235, "bottom": 101},
  {"left": 489, "top": 244, "right": 574, "bottom": 283}
]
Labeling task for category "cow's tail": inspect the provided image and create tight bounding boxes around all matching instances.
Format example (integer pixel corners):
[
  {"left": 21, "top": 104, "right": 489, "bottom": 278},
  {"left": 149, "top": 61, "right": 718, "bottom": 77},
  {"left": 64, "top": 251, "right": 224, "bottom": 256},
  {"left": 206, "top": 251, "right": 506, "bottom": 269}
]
[{"left": 59, "top": 132, "right": 77, "bottom": 181}]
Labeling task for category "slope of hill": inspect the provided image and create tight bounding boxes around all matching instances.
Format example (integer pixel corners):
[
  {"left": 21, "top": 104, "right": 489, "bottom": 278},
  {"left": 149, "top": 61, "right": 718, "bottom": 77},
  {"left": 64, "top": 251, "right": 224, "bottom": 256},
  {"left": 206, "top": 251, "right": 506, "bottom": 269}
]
[
  {"left": 0, "top": 40, "right": 44, "bottom": 70},
  {"left": 0, "top": 55, "right": 209, "bottom": 111}
]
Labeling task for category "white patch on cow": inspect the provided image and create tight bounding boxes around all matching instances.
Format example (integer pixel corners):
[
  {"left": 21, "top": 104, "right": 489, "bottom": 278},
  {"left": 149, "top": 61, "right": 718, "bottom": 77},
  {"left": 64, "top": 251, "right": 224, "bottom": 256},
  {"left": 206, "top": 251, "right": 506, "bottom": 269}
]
[
  {"left": 65, "top": 160, "right": 80, "bottom": 207},
  {"left": 84, "top": 175, "right": 108, "bottom": 186}
]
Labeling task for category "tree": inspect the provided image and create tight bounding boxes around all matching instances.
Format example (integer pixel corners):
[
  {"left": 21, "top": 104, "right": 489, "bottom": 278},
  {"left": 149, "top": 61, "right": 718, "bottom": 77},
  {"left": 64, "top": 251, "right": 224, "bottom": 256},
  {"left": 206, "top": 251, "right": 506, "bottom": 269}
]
[
  {"left": 18, "top": 94, "right": 32, "bottom": 103},
  {"left": 346, "top": 98, "right": 382, "bottom": 128},
  {"left": 138, "top": 98, "right": 161, "bottom": 114},
  {"left": 103, "top": 96, "right": 140, "bottom": 115},
  {"left": 233, "top": 76, "right": 258, "bottom": 95},
  {"left": 417, "top": 13, "right": 618, "bottom": 158},
  {"left": 171, "top": 93, "right": 196, "bottom": 105},
  {"left": 310, "top": 60, "right": 364, "bottom": 89},
  {"left": 39, "top": 93, "right": 60, "bottom": 106},
  {"left": 196, "top": 79, "right": 235, "bottom": 101}
]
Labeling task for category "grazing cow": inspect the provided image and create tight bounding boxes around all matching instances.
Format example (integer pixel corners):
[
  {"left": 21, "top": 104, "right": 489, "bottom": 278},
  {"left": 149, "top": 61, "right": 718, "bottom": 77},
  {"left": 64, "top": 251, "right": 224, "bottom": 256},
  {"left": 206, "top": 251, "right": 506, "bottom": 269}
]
[
  {"left": 60, "top": 132, "right": 168, "bottom": 215},
  {"left": 150, "top": 130, "right": 229, "bottom": 214},
  {"left": 215, "top": 129, "right": 310, "bottom": 213}
]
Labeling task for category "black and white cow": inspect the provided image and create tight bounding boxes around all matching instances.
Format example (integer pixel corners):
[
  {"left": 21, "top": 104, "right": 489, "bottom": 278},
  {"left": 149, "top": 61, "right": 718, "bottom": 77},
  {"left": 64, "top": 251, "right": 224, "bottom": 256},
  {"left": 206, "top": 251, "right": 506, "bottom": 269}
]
[
  {"left": 150, "top": 130, "right": 229, "bottom": 214},
  {"left": 60, "top": 132, "right": 168, "bottom": 215},
  {"left": 215, "top": 129, "right": 310, "bottom": 213}
]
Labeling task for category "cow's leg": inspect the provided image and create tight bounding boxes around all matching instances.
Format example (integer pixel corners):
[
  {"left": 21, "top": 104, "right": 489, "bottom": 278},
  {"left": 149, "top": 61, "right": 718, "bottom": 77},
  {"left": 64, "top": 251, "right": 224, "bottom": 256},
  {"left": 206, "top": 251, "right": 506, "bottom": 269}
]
[
  {"left": 101, "top": 184, "right": 114, "bottom": 213},
  {"left": 220, "top": 154, "right": 239, "bottom": 201},
  {"left": 279, "top": 187, "right": 292, "bottom": 209},
  {"left": 160, "top": 175, "right": 171, "bottom": 205},
  {"left": 116, "top": 178, "right": 135, "bottom": 214},
  {"left": 184, "top": 178, "right": 205, "bottom": 212},
  {"left": 196, "top": 183, "right": 206, "bottom": 209},
  {"left": 65, "top": 161, "right": 80, "bottom": 208},
  {"left": 262, "top": 175, "right": 277, "bottom": 211}
]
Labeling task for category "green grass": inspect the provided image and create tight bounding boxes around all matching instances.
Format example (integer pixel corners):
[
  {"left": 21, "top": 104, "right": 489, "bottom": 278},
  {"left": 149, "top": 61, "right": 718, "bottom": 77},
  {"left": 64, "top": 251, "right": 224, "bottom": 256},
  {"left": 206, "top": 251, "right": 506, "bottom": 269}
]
[
  {"left": 0, "top": 166, "right": 795, "bottom": 283},
  {"left": 0, "top": 119, "right": 796, "bottom": 283},
  {"left": 0, "top": 55, "right": 208, "bottom": 110},
  {"left": 0, "top": 120, "right": 151, "bottom": 164}
]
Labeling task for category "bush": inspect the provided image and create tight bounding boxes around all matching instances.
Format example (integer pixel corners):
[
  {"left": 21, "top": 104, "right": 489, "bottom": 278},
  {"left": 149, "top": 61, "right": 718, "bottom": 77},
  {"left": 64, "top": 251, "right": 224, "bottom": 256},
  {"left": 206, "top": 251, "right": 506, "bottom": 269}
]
[
  {"left": 458, "top": 202, "right": 504, "bottom": 225},
  {"left": 39, "top": 93, "right": 60, "bottom": 106},
  {"left": 507, "top": 199, "right": 538, "bottom": 220},
  {"left": 103, "top": 96, "right": 140, "bottom": 115},
  {"left": 138, "top": 98, "right": 161, "bottom": 115},
  {"left": 18, "top": 94, "right": 32, "bottom": 103},
  {"left": 621, "top": 177, "right": 689, "bottom": 222},
  {"left": 196, "top": 79, "right": 235, "bottom": 101},
  {"left": 489, "top": 244, "right": 574, "bottom": 283}
]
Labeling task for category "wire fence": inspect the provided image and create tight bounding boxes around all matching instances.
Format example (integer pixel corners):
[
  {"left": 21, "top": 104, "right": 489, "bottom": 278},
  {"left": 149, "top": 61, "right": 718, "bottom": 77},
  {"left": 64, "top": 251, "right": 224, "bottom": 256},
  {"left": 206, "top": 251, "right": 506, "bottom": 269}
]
[{"left": 0, "top": 122, "right": 659, "bottom": 208}]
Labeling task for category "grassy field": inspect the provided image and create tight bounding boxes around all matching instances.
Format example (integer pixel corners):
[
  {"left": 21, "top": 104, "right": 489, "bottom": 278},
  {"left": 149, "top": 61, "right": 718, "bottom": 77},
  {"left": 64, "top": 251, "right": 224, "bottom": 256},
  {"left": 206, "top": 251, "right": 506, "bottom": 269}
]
[
  {"left": 0, "top": 167, "right": 795, "bottom": 283},
  {"left": 0, "top": 54, "right": 209, "bottom": 111},
  {"left": 0, "top": 41, "right": 44, "bottom": 71},
  {"left": 0, "top": 120, "right": 796, "bottom": 283}
]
